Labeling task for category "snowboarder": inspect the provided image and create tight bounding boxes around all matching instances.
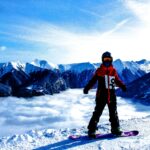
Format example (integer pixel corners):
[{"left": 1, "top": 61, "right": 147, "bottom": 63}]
[{"left": 83, "top": 51, "right": 127, "bottom": 138}]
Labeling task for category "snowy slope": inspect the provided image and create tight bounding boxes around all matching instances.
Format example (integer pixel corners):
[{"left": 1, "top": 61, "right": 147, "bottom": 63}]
[
  {"left": 0, "top": 89, "right": 150, "bottom": 150},
  {"left": 0, "top": 117, "right": 150, "bottom": 150}
]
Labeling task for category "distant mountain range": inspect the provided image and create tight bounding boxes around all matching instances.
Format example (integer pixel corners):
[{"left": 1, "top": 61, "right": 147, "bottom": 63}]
[
  {"left": 116, "top": 72, "right": 150, "bottom": 105},
  {"left": 0, "top": 59, "right": 149, "bottom": 103}
]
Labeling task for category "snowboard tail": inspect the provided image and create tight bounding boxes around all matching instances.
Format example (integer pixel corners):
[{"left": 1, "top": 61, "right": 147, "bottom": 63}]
[{"left": 69, "top": 130, "right": 139, "bottom": 140}]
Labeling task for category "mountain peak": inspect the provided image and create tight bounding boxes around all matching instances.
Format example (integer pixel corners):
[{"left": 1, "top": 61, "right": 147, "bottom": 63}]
[
  {"left": 58, "top": 62, "right": 96, "bottom": 73},
  {"left": 113, "top": 59, "right": 125, "bottom": 73},
  {"left": 8, "top": 61, "right": 25, "bottom": 70},
  {"left": 32, "top": 59, "right": 58, "bottom": 70},
  {"left": 0, "top": 61, "right": 25, "bottom": 77},
  {"left": 136, "top": 59, "right": 147, "bottom": 64}
]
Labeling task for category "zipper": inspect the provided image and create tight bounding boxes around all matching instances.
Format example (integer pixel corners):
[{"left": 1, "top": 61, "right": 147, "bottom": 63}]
[{"left": 106, "top": 68, "right": 110, "bottom": 104}]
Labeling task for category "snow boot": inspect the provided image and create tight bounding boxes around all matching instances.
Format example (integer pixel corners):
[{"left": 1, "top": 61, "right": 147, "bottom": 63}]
[
  {"left": 111, "top": 127, "right": 122, "bottom": 136},
  {"left": 88, "top": 130, "right": 96, "bottom": 138}
]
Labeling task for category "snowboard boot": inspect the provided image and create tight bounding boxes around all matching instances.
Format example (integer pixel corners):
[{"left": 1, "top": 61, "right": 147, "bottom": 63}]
[
  {"left": 88, "top": 130, "right": 96, "bottom": 138},
  {"left": 111, "top": 127, "right": 122, "bottom": 136}
]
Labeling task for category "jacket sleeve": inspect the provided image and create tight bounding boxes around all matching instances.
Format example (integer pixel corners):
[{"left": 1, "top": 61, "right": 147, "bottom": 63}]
[{"left": 84, "top": 71, "right": 98, "bottom": 91}]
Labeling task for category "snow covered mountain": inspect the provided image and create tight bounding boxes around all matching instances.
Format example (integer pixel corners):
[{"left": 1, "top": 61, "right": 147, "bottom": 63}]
[
  {"left": 58, "top": 62, "right": 97, "bottom": 73},
  {"left": 0, "top": 59, "right": 149, "bottom": 98},
  {"left": 54, "top": 59, "right": 148, "bottom": 92},
  {"left": 0, "top": 61, "right": 66, "bottom": 97},
  {"left": 117, "top": 72, "right": 150, "bottom": 104},
  {"left": 0, "top": 61, "right": 29, "bottom": 96},
  {"left": 136, "top": 59, "right": 150, "bottom": 73},
  {"left": 59, "top": 59, "right": 147, "bottom": 90},
  {"left": 25, "top": 62, "right": 47, "bottom": 74},
  {"left": 113, "top": 59, "right": 146, "bottom": 83},
  {"left": 31, "top": 59, "right": 59, "bottom": 70},
  {"left": 0, "top": 61, "right": 25, "bottom": 77}
]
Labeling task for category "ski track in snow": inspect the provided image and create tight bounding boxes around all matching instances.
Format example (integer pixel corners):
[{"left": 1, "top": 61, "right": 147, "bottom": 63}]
[{"left": 0, "top": 89, "right": 150, "bottom": 150}]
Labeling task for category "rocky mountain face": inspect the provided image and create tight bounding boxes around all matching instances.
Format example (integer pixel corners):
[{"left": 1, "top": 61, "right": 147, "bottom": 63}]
[
  {"left": 61, "top": 69, "right": 95, "bottom": 88},
  {"left": 113, "top": 59, "right": 146, "bottom": 83},
  {"left": 116, "top": 72, "right": 150, "bottom": 104},
  {"left": 0, "top": 59, "right": 149, "bottom": 99},
  {"left": 0, "top": 61, "right": 67, "bottom": 97}
]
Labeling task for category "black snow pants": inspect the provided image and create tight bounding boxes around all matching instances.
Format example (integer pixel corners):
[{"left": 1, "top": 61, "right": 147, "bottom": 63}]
[{"left": 88, "top": 91, "right": 120, "bottom": 132}]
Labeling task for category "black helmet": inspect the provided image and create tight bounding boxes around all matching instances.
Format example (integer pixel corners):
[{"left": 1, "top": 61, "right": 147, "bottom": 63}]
[
  {"left": 101, "top": 51, "right": 113, "bottom": 67},
  {"left": 102, "top": 51, "right": 112, "bottom": 60}
]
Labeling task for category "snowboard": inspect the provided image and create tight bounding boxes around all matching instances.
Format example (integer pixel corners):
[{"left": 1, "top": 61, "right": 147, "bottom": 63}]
[{"left": 69, "top": 130, "right": 139, "bottom": 140}]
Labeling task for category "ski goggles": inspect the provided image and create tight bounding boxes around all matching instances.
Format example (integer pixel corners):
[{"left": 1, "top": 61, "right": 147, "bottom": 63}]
[{"left": 103, "top": 57, "right": 112, "bottom": 61}]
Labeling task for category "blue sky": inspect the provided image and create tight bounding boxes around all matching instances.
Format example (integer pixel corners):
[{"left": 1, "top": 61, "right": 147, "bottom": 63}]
[{"left": 0, "top": 0, "right": 150, "bottom": 64}]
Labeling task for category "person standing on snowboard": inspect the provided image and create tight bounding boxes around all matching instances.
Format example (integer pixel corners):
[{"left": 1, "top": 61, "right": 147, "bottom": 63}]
[{"left": 83, "top": 51, "right": 127, "bottom": 138}]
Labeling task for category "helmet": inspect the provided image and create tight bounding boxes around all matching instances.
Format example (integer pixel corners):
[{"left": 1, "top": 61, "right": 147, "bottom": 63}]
[
  {"left": 101, "top": 51, "right": 113, "bottom": 67},
  {"left": 102, "top": 51, "right": 112, "bottom": 60}
]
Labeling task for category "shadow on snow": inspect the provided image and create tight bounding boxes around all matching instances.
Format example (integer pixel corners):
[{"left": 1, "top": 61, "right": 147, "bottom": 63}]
[{"left": 33, "top": 135, "right": 116, "bottom": 150}]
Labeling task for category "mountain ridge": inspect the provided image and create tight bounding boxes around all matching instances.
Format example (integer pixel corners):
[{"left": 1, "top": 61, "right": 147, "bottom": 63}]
[
  {"left": 117, "top": 72, "right": 150, "bottom": 104},
  {"left": 0, "top": 59, "right": 149, "bottom": 102}
]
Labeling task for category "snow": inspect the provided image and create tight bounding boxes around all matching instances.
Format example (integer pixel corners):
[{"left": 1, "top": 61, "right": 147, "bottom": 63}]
[
  {"left": 0, "top": 61, "right": 25, "bottom": 77},
  {"left": 10, "top": 61, "right": 25, "bottom": 70},
  {"left": 113, "top": 59, "right": 147, "bottom": 76},
  {"left": 136, "top": 59, "right": 150, "bottom": 73},
  {"left": 139, "top": 63, "right": 150, "bottom": 73},
  {"left": 1, "top": 59, "right": 149, "bottom": 79},
  {"left": 32, "top": 59, "right": 59, "bottom": 70},
  {"left": 58, "top": 62, "right": 97, "bottom": 73},
  {"left": 0, "top": 89, "right": 150, "bottom": 149},
  {"left": 113, "top": 59, "right": 125, "bottom": 74},
  {"left": 57, "top": 59, "right": 150, "bottom": 76},
  {"left": 124, "top": 61, "right": 141, "bottom": 75},
  {"left": 25, "top": 62, "right": 45, "bottom": 74},
  {"left": 25, "top": 59, "right": 59, "bottom": 74}
]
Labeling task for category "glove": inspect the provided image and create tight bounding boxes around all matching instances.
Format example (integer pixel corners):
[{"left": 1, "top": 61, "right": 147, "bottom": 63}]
[
  {"left": 121, "top": 84, "right": 127, "bottom": 92},
  {"left": 83, "top": 87, "right": 89, "bottom": 94}
]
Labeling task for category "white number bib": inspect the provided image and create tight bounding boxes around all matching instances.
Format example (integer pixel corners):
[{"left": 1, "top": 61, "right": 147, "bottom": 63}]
[{"left": 105, "top": 75, "right": 115, "bottom": 89}]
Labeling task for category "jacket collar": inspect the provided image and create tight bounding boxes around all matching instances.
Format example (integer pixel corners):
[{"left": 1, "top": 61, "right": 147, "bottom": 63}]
[{"left": 100, "top": 64, "right": 113, "bottom": 69}]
